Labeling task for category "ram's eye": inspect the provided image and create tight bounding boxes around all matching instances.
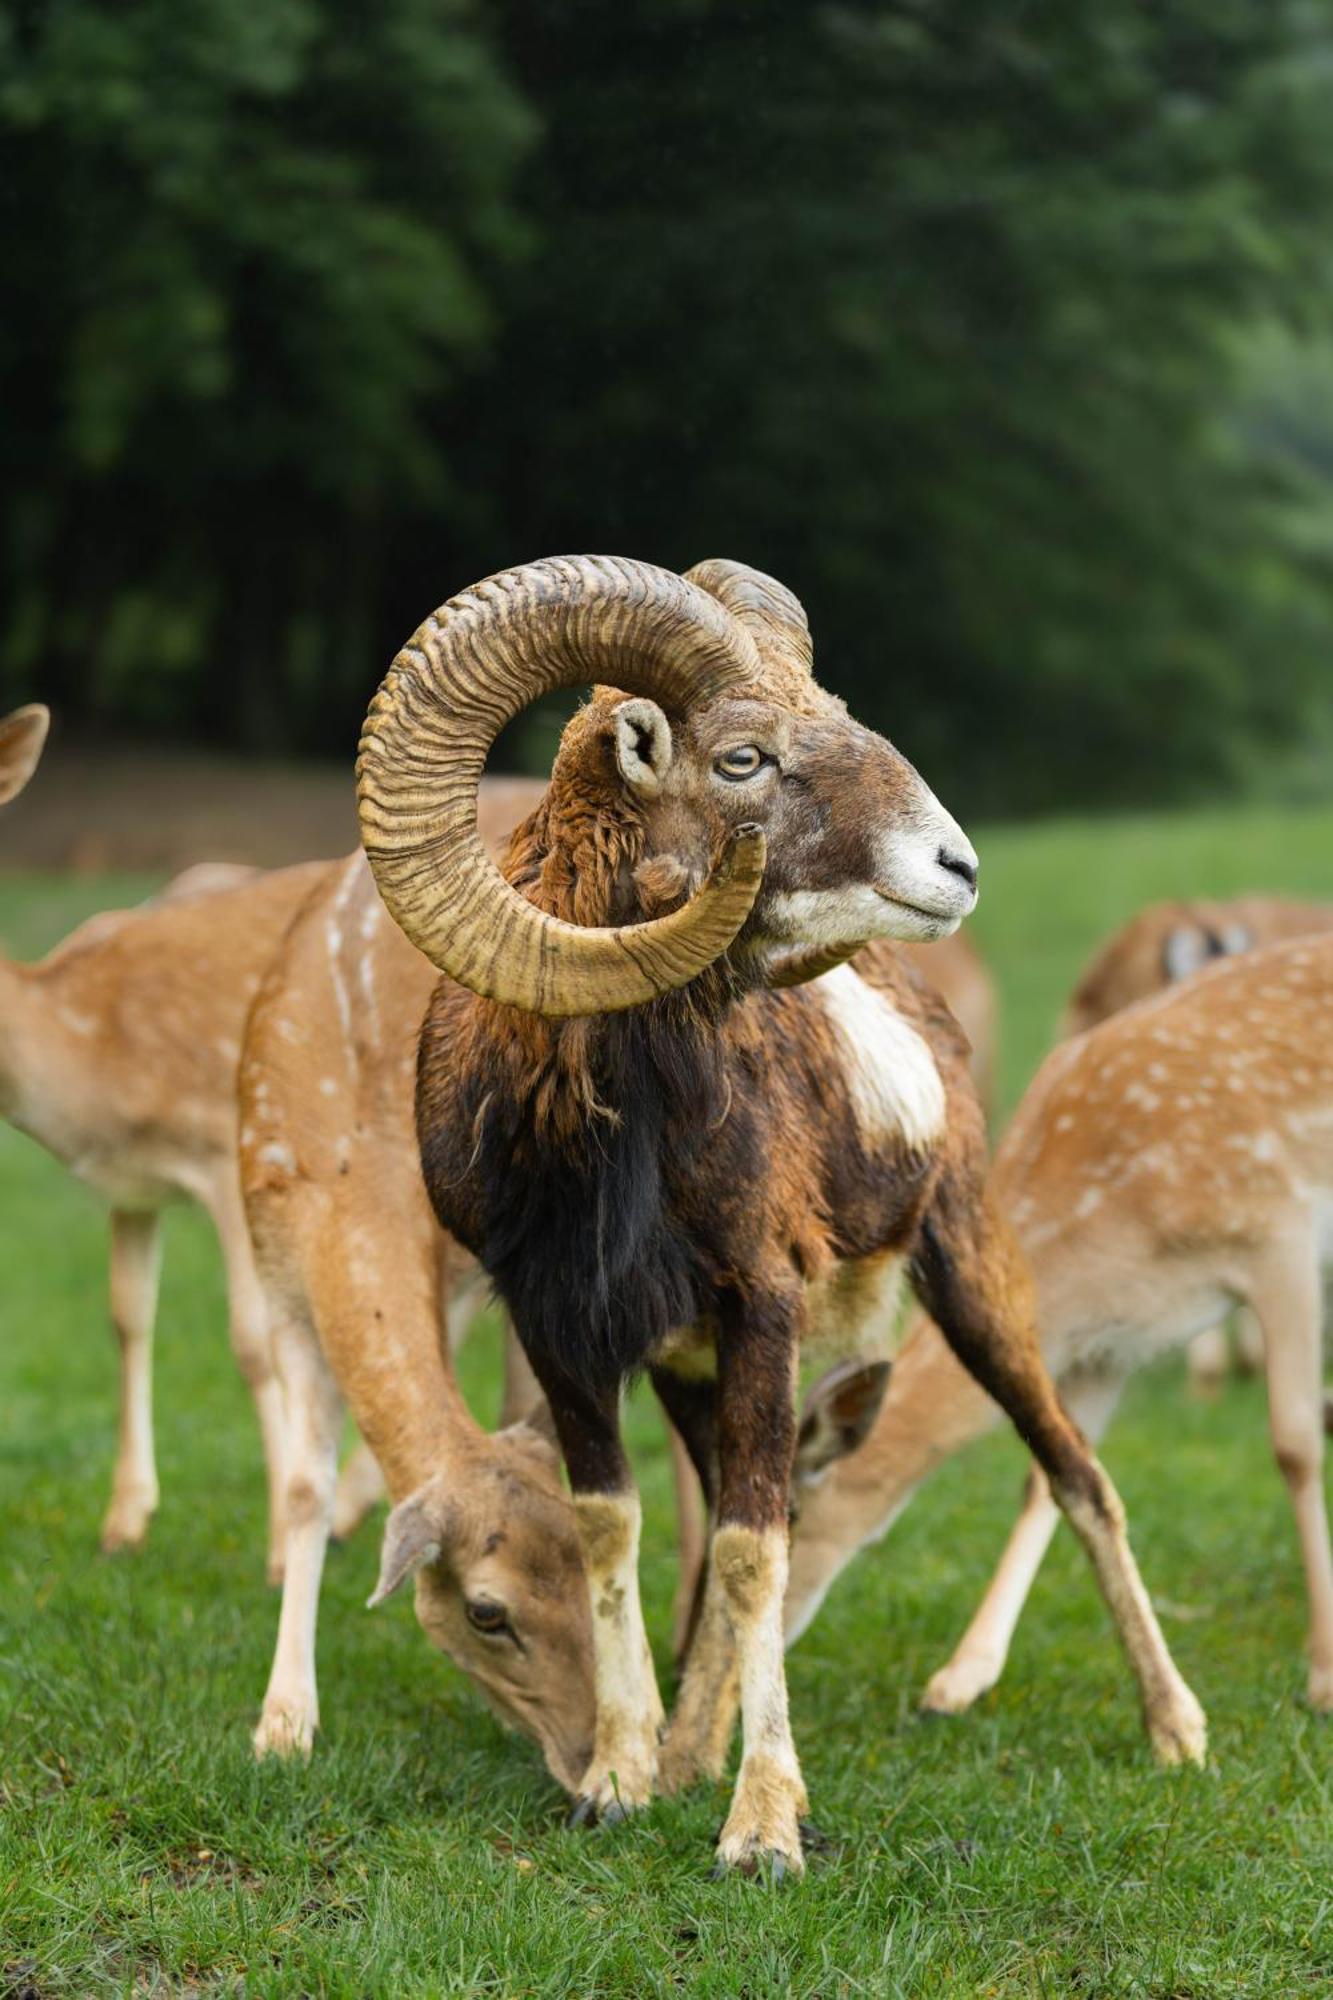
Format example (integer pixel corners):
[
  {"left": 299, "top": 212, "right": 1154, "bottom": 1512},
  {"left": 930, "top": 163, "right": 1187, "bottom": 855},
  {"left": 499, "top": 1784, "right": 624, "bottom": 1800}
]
[
  {"left": 465, "top": 1599, "right": 511, "bottom": 1636},
  {"left": 715, "top": 746, "right": 766, "bottom": 781}
]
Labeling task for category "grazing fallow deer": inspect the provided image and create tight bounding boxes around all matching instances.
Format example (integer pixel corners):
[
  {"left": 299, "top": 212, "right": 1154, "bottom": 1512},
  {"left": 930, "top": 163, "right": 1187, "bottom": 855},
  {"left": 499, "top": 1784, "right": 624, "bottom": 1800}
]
[
  {"left": 787, "top": 929, "right": 1333, "bottom": 1718},
  {"left": 241, "top": 824, "right": 601, "bottom": 1788},
  {"left": 1063, "top": 894, "right": 1333, "bottom": 1394},
  {"left": 0, "top": 705, "right": 326, "bottom": 1575},
  {"left": 1062, "top": 895, "right": 1333, "bottom": 1040}
]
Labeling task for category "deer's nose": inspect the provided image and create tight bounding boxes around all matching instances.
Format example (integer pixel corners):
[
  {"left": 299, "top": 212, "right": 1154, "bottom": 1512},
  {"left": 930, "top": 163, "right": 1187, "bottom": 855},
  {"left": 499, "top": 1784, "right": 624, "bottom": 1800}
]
[{"left": 937, "top": 846, "right": 978, "bottom": 893}]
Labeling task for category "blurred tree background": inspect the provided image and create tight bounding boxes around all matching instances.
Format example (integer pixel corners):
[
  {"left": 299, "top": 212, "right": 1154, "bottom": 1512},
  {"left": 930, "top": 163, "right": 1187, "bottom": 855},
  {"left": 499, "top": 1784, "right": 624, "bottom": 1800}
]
[{"left": 3, "top": 0, "right": 1333, "bottom": 815}]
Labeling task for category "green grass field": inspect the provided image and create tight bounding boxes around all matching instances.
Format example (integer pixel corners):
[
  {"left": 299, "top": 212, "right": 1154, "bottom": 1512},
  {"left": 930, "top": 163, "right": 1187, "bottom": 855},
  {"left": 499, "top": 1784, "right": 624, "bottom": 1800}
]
[{"left": 4, "top": 801, "right": 1333, "bottom": 1997}]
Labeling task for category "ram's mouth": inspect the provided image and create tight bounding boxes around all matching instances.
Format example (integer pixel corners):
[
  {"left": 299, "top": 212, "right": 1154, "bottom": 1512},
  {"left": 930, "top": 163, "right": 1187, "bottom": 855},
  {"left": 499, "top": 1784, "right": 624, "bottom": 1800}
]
[{"left": 873, "top": 889, "right": 964, "bottom": 925}]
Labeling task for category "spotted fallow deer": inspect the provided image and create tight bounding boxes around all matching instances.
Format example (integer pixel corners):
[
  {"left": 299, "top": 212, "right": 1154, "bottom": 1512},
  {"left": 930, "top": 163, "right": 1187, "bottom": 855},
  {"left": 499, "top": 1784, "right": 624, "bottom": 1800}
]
[
  {"left": 787, "top": 928, "right": 1333, "bottom": 1719},
  {"left": 1062, "top": 895, "right": 1333, "bottom": 1394},
  {"left": 0, "top": 704, "right": 330, "bottom": 1576},
  {"left": 356, "top": 554, "right": 1204, "bottom": 1876},
  {"left": 240, "top": 821, "right": 604, "bottom": 1788}
]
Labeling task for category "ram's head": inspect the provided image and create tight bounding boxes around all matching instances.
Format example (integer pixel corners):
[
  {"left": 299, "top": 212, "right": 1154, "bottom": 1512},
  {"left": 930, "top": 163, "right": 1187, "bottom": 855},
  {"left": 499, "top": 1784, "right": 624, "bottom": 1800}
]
[{"left": 358, "top": 557, "right": 976, "bottom": 1016}]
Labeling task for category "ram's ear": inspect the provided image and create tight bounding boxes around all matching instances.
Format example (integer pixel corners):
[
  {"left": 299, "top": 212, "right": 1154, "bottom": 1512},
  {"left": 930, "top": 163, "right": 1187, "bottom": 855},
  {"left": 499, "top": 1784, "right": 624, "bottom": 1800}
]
[
  {"left": 0, "top": 704, "right": 49, "bottom": 807},
  {"left": 612, "top": 698, "right": 674, "bottom": 798},
  {"left": 367, "top": 1477, "right": 457, "bottom": 1608},
  {"left": 793, "top": 1359, "right": 891, "bottom": 1486}
]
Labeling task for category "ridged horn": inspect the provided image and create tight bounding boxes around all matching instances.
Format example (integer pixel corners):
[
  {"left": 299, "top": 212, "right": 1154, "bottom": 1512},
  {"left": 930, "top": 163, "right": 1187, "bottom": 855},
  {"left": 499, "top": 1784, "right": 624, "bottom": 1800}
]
[
  {"left": 767, "top": 943, "right": 856, "bottom": 989},
  {"left": 684, "top": 560, "right": 813, "bottom": 686},
  {"left": 357, "top": 555, "right": 768, "bottom": 1018}
]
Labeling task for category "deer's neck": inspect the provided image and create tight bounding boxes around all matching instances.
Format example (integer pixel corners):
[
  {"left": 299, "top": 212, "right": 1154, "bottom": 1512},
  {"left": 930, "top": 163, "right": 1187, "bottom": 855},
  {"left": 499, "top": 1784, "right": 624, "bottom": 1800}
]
[
  {"left": 364, "top": 1371, "right": 481, "bottom": 1505},
  {"left": 317, "top": 1241, "right": 492, "bottom": 1506}
]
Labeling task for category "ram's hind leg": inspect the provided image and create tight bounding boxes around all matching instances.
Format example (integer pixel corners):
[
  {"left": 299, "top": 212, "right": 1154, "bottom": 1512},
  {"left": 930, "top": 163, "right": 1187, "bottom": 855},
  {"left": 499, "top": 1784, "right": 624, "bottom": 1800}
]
[
  {"left": 913, "top": 1180, "right": 1206, "bottom": 1768},
  {"left": 653, "top": 1369, "right": 742, "bottom": 1791}
]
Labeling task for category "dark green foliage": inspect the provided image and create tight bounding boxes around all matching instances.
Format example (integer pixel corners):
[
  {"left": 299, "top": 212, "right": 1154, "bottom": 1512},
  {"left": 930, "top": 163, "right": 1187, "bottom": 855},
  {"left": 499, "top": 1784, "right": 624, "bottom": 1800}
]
[
  {"left": 3, "top": 0, "right": 1333, "bottom": 811},
  {"left": 0, "top": 0, "right": 535, "bottom": 744}
]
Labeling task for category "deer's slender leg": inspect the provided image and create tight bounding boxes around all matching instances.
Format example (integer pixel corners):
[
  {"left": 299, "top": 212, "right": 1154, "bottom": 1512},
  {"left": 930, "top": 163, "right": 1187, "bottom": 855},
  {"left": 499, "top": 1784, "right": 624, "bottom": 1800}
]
[
  {"left": 913, "top": 1179, "right": 1207, "bottom": 1767},
  {"left": 100, "top": 1208, "right": 164, "bottom": 1553},
  {"left": 212, "top": 1184, "right": 288, "bottom": 1584},
  {"left": 538, "top": 1366, "right": 663, "bottom": 1820},
  {"left": 921, "top": 1364, "right": 1126, "bottom": 1714},
  {"left": 668, "top": 1430, "right": 709, "bottom": 1658},
  {"left": 330, "top": 1438, "right": 385, "bottom": 1541},
  {"left": 1189, "top": 1307, "right": 1265, "bottom": 1397},
  {"left": 1248, "top": 1228, "right": 1333, "bottom": 1707},
  {"left": 1187, "top": 1325, "right": 1230, "bottom": 1399},
  {"left": 254, "top": 1299, "right": 344, "bottom": 1758},
  {"left": 498, "top": 1320, "right": 542, "bottom": 1427},
  {"left": 655, "top": 1369, "right": 741, "bottom": 1788},
  {"left": 651, "top": 1367, "right": 717, "bottom": 1664}
]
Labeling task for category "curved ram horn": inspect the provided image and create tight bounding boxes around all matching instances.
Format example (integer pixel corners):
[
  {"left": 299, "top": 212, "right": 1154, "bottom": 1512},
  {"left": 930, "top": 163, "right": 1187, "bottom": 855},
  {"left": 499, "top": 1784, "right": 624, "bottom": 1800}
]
[
  {"left": 684, "top": 559, "right": 813, "bottom": 686},
  {"left": 357, "top": 555, "right": 768, "bottom": 1018},
  {"left": 766, "top": 943, "right": 857, "bottom": 989}
]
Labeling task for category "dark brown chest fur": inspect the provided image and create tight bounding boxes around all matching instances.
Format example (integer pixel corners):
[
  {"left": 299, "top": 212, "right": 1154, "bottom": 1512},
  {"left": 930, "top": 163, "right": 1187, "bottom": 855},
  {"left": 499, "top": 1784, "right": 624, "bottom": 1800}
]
[{"left": 414, "top": 942, "right": 973, "bottom": 1393}]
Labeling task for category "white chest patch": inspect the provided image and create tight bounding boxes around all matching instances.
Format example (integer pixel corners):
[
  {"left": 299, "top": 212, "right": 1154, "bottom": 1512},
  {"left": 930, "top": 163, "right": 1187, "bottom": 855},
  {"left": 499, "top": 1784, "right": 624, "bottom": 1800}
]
[{"left": 816, "top": 964, "right": 946, "bottom": 1153}]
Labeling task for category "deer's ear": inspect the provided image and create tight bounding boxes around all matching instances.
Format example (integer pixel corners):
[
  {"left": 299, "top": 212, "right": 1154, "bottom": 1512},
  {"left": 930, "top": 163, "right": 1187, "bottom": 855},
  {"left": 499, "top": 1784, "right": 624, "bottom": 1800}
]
[
  {"left": 1161, "top": 926, "right": 1212, "bottom": 982},
  {"left": 0, "top": 704, "right": 49, "bottom": 806},
  {"left": 367, "top": 1477, "right": 457, "bottom": 1607},
  {"left": 513, "top": 1396, "right": 559, "bottom": 1450},
  {"left": 793, "top": 1359, "right": 891, "bottom": 1486}
]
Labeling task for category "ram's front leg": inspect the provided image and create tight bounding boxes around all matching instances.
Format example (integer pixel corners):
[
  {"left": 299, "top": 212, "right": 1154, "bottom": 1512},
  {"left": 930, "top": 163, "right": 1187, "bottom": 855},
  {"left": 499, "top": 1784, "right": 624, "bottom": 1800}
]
[
  {"left": 711, "top": 1290, "right": 807, "bottom": 1879},
  {"left": 542, "top": 1368, "right": 665, "bottom": 1823}
]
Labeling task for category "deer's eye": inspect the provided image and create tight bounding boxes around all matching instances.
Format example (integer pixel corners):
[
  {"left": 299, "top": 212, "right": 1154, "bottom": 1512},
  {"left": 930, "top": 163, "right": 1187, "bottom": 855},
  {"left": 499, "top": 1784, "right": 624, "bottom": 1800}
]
[
  {"left": 465, "top": 1599, "right": 513, "bottom": 1638},
  {"left": 715, "top": 745, "right": 767, "bottom": 781}
]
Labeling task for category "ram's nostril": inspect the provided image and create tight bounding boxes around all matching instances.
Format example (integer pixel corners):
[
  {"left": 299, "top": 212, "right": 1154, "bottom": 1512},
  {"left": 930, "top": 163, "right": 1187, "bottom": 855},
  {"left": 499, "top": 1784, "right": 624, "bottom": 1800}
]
[{"left": 938, "top": 847, "right": 978, "bottom": 892}]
